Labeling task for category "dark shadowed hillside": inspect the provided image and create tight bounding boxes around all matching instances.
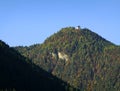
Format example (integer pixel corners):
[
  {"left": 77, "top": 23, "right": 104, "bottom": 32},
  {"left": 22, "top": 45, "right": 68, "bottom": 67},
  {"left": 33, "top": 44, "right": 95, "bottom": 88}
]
[
  {"left": 15, "top": 27, "right": 120, "bottom": 91},
  {"left": 0, "top": 40, "right": 78, "bottom": 91}
]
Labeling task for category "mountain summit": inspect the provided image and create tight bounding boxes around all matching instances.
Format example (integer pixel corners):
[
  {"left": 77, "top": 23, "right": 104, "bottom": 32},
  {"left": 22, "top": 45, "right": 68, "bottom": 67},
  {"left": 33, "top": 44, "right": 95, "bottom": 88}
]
[{"left": 15, "top": 27, "right": 120, "bottom": 91}]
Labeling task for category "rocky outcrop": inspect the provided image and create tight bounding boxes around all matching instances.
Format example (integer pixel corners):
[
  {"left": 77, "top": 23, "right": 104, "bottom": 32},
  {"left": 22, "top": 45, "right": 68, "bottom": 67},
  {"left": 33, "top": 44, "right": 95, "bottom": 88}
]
[{"left": 58, "top": 52, "right": 69, "bottom": 61}]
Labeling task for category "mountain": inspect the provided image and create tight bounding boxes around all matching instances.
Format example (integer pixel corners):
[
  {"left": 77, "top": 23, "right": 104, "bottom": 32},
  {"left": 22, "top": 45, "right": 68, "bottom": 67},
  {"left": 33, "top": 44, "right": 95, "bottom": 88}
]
[
  {"left": 15, "top": 27, "right": 120, "bottom": 91},
  {"left": 0, "top": 40, "right": 78, "bottom": 91}
]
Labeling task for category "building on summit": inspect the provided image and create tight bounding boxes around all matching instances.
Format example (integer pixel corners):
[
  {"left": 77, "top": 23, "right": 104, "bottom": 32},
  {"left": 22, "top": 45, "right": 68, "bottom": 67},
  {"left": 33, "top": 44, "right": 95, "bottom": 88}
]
[{"left": 75, "top": 26, "right": 81, "bottom": 30}]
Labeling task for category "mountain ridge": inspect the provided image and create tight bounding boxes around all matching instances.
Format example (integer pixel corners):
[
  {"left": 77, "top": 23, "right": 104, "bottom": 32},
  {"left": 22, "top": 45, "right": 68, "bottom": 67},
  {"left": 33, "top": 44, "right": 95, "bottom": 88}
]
[{"left": 15, "top": 27, "right": 120, "bottom": 91}]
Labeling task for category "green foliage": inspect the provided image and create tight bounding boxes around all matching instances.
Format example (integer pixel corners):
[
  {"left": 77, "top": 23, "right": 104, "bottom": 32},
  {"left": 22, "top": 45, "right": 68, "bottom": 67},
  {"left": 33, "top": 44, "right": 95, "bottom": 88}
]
[
  {"left": 15, "top": 27, "right": 120, "bottom": 91},
  {"left": 0, "top": 40, "right": 76, "bottom": 91}
]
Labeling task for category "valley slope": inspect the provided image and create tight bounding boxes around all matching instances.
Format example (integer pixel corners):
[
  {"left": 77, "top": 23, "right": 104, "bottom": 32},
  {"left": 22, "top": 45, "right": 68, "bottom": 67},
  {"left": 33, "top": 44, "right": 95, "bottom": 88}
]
[{"left": 0, "top": 40, "right": 77, "bottom": 91}]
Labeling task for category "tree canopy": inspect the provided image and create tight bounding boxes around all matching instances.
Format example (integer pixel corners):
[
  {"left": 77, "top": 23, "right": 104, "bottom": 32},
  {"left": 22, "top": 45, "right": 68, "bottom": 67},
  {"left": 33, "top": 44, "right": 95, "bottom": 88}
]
[{"left": 15, "top": 27, "right": 120, "bottom": 91}]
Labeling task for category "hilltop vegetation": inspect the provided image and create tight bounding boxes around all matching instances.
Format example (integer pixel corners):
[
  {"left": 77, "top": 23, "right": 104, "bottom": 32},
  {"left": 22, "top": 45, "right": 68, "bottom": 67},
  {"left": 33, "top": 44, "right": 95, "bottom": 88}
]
[{"left": 15, "top": 27, "right": 120, "bottom": 91}]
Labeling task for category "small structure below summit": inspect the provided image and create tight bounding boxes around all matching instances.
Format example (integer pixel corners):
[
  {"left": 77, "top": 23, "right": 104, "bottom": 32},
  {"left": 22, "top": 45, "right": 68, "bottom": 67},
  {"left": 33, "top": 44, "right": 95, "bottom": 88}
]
[{"left": 75, "top": 26, "right": 81, "bottom": 30}]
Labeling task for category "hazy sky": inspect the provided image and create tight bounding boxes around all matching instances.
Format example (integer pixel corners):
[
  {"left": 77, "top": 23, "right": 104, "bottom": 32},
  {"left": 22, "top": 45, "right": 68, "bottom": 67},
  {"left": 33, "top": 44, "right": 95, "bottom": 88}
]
[{"left": 0, "top": 0, "right": 120, "bottom": 46}]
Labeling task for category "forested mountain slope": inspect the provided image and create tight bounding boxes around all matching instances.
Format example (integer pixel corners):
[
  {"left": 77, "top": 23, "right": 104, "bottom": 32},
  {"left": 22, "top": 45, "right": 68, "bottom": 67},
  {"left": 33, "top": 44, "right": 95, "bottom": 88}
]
[
  {"left": 15, "top": 27, "right": 120, "bottom": 91},
  {"left": 0, "top": 40, "right": 77, "bottom": 91}
]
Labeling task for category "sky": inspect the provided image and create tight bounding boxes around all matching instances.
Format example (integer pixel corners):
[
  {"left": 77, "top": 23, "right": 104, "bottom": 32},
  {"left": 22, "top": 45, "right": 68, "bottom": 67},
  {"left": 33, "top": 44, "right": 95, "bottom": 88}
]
[{"left": 0, "top": 0, "right": 120, "bottom": 46}]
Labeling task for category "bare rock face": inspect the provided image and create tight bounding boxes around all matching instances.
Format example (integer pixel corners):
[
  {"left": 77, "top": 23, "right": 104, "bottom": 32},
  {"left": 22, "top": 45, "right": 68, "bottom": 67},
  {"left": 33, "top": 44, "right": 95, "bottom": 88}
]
[{"left": 58, "top": 52, "right": 69, "bottom": 61}]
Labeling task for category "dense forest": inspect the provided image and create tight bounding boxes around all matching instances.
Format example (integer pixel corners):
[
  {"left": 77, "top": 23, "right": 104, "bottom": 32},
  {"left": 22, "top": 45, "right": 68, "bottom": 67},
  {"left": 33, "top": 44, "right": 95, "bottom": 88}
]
[
  {"left": 0, "top": 40, "right": 78, "bottom": 91},
  {"left": 15, "top": 27, "right": 120, "bottom": 91}
]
